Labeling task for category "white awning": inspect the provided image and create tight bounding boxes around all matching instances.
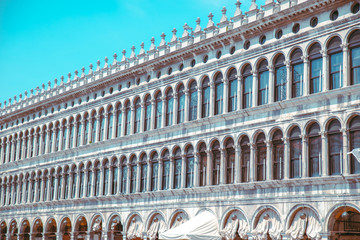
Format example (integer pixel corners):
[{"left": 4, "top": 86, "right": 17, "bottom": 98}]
[{"left": 159, "top": 211, "right": 221, "bottom": 240}]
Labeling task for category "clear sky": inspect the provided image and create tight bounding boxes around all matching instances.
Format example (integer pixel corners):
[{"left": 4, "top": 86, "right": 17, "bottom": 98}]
[{"left": 0, "top": 0, "right": 266, "bottom": 105}]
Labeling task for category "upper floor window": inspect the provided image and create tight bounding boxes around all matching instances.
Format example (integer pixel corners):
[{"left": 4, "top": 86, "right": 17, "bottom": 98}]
[
  {"left": 107, "top": 106, "right": 114, "bottom": 140},
  {"left": 155, "top": 92, "right": 162, "bottom": 129},
  {"left": 83, "top": 114, "right": 89, "bottom": 145},
  {"left": 214, "top": 73, "right": 224, "bottom": 115},
  {"left": 165, "top": 89, "right": 174, "bottom": 127},
  {"left": 189, "top": 81, "right": 198, "bottom": 121},
  {"left": 103, "top": 162, "right": 109, "bottom": 196},
  {"left": 177, "top": 85, "right": 185, "bottom": 124},
  {"left": 120, "top": 158, "right": 127, "bottom": 194},
  {"left": 258, "top": 60, "right": 269, "bottom": 105},
  {"left": 256, "top": 133, "right": 266, "bottom": 181},
  {"left": 185, "top": 146, "right": 194, "bottom": 188},
  {"left": 116, "top": 104, "right": 122, "bottom": 137},
  {"left": 309, "top": 43, "right": 323, "bottom": 94},
  {"left": 349, "top": 30, "right": 360, "bottom": 85},
  {"left": 308, "top": 122, "right": 321, "bottom": 177},
  {"left": 201, "top": 77, "right": 210, "bottom": 118},
  {"left": 68, "top": 118, "right": 74, "bottom": 148},
  {"left": 90, "top": 112, "right": 97, "bottom": 143},
  {"left": 328, "top": 37, "right": 343, "bottom": 90},
  {"left": 328, "top": 119, "right": 342, "bottom": 176},
  {"left": 242, "top": 64, "right": 253, "bottom": 109},
  {"left": 124, "top": 101, "right": 131, "bottom": 136},
  {"left": 228, "top": 69, "right": 238, "bottom": 112},
  {"left": 162, "top": 150, "right": 170, "bottom": 190},
  {"left": 150, "top": 152, "right": 159, "bottom": 191},
  {"left": 225, "top": 138, "right": 235, "bottom": 184},
  {"left": 144, "top": 95, "right": 151, "bottom": 132},
  {"left": 173, "top": 148, "right": 182, "bottom": 189},
  {"left": 272, "top": 130, "right": 284, "bottom": 180},
  {"left": 291, "top": 48, "right": 304, "bottom": 98},
  {"left": 94, "top": 163, "right": 100, "bottom": 196},
  {"left": 274, "top": 54, "right": 286, "bottom": 102},
  {"left": 130, "top": 156, "right": 137, "bottom": 193},
  {"left": 289, "top": 126, "right": 302, "bottom": 179},
  {"left": 212, "top": 141, "right": 221, "bottom": 185},
  {"left": 349, "top": 116, "right": 360, "bottom": 174},
  {"left": 240, "top": 136, "right": 250, "bottom": 183},
  {"left": 111, "top": 159, "right": 118, "bottom": 195},
  {"left": 198, "top": 143, "right": 207, "bottom": 187},
  {"left": 134, "top": 98, "right": 141, "bottom": 134},
  {"left": 140, "top": 155, "right": 147, "bottom": 192}
]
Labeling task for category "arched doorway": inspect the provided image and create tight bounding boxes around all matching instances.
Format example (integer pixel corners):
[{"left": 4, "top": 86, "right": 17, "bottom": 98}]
[
  {"left": 45, "top": 218, "right": 57, "bottom": 240},
  {"left": 74, "top": 216, "right": 87, "bottom": 240},
  {"left": 126, "top": 215, "right": 143, "bottom": 240},
  {"left": 252, "top": 208, "right": 282, "bottom": 240},
  {"left": 60, "top": 217, "right": 72, "bottom": 240},
  {"left": 90, "top": 215, "right": 102, "bottom": 240},
  {"left": 328, "top": 206, "right": 360, "bottom": 240},
  {"left": 0, "top": 221, "right": 7, "bottom": 240},
  {"left": 108, "top": 215, "right": 123, "bottom": 240},
  {"left": 19, "top": 220, "right": 30, "bottom": 240},
  {"left": 32, "top": 219, "right": 43, "bottom": 240},
  {"left": 220, "top": 209, "right": 249, "bottom": 240},
  {"left": 9, "top": 220, "right": 18, "bottom": 240},
  {"left": 285, "top": 207, "right": 321, "bottom": 240},
  {"left": 147, "top": 213, "right": 165, "bottom": 240}
]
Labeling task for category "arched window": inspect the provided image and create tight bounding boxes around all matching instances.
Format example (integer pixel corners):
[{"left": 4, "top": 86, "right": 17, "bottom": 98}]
[
  {"left": 240, "top": 136, "right": 250, "bottom": 182},
  {"left": 308, "top": 123, "right": 321, "bottom": 177},
  {"left": 90, "top": 112, "right": 97, "bottom": 143},
  {"left": 111, "top": 159, "right": 118, "bottom": 195},
  {"left": 75, "top": 116, "right": 81, "bottom": 147},
  {"left": 41, "top": 127, "right": 46, "bottom": 155},
  {"left": 42, "top": 174, "right": 47, "bottom": 201},
  {"left": 68, "top": 118, "right": 74, "bottom": 149},
  {"left": 289, "top": 126, "right": 302, "bottom": 178},
  {"left": 107, "top": 107, "right": 114, "bottom": 140},
  {"left": 328, "top": 119, "right": 342, "bottom": 175},
  {"left": 228, "top": 69, "right": 238, "bottom": 112},
  {"left": 72, "top": 168, "right": 77, "bottom": 199},
  {"left": 3, "top": 180, "right": 7, "bottom": 204},
  {"left": 79, "top": 165, "right": 85, "bottom": 198},
  {"left": 86, "top": 164, "right": 92, "bottom": 197},
  {"left": 272, "top": 130, "right": 284, "bottom": 180},
  {"left": 140, "top": 155, "right": 147, "bottom": 192},
  {"left": 130, "top": 156, "right": 137, "bottom": 193},
  {"left": 8, "top": 136, "right": 13, "bottom": 160},
  {"left": 155, "top": 92, "right": 162, "bottom": 129},
  {"left": 50, "top": 171, "right": 55, "bottom": 201},
  {"left": 150, "top": 152, "right": 159, "bottom": 191},
  {"left": 144, "top": 95, "right": 151, "bottom": 132},
  {"left": 177, "top": 85, "right": 185, "bottom": 124},
  {"left": 83, "top": 114, "right": 89, "bottom": 145},
  {"left": 134, "top": 98, "right": 141, "bottom": 134},
  {"left": 198, "top": 143, "right": 207, "bottom": 186},
  {"left": 103, "top": 161, "right": 109, "bottom": 195},
  {"left": 120, "top": 158, "right": 127, "bottom": 194},
  {"left": 57, "top": 170, "right": 62, "bottom": 200},
  {"left": 349, "top": 30, "right": 360, "bottom": 85},
  {"left": 94, "top": 162, "right": 100, "bottom": 196},
  {"left": 8, "top": 179, "right": 12, "bottom": 204},
  {"left": 13, "top": 135, "right": 18, "bottom": 161},
  {"left": 291, "top": 48, "right": 304, "bottom": 98},
  {"left": 116, "top": 103, "right": 122, "bottom": 137},
  {"left": 274, "top": 55, "right": 287, "bottom": 101},
  {"left": 189, "top": 81, "right": 198, "bottom": 121},
  {"left": 212, "top": 141, "right": 221, "bottom": 185},
  {"left": 309, "top": 43, "right": 323, "bottom": 94},
  {"left": 328, "top": 37, "right": 343, "bottom": 89},
  {"left": 258, "top": 60, "right": 269, "bottom": 105},
  {"left": 225, "top": 139, "right": 235, "bottom": 184},
  {"left": 61, "top": 121, "right": 67, "bottom": 150},
  {"left": 162, "top": 150, "right": 170, "bottom": 190},
  {"left": 242, "top": 64, "right": 253, "bottom": 109},
  {"left": 99, "top": 109, "right": 105, "bottom": 141},
  {"left": 30, "top": 130, "right": 35, "bottom": 157},
  {"left": 24, "top": 132, "right": 29, "bottom": 157},
  {"left": 165, "top": 89, "right": 174, "bottom": 126},
  {"left": 124, "top": 101, "right": 131, "bottom": 136},
  {"left": 256, "top": 133, "right": 266, "bottom": 181},
  {"left": 349, "top": 116, "right": 360, "bottom": 174},
  {"left": 201, "top": 77, "right": 210, "bottom": 118},
  {"left": 64, "top": 169, "right": 69, "bottom": 199},
  {"left": 25, "top": 176, "right": 29, "bottom": 202},
  {"left": 214, "top": 73, "right": 224, "bottom": 115},
  {"left": 13, "top": 178, "right": 18, "bottom": 204},
  {"left": 185, "top": 146, "right": 194, "bottom": 188},
  {"left": 19, "top": 133, "right": 23, "bottom": 159},
  {"left": 173, "top": 148, "right": 182, "bottom": 189},
  {"left": 36, "top": 175, "right": 41, "bottom": 202}
]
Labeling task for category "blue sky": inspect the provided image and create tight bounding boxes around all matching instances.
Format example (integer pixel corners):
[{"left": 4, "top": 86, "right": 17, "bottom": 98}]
[{"left": 0, "top": 0, "right": 266, "bottom": 105}]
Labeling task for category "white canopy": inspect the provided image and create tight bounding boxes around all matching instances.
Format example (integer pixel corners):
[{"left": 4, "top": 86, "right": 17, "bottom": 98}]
[{"left": 159, "top": 211, "right": 221, "bottom": 240}]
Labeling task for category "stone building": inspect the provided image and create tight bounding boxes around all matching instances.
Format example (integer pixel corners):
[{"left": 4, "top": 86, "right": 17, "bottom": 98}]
[{"left": 0, "top": 0, "right": 360, "bottom": 239}]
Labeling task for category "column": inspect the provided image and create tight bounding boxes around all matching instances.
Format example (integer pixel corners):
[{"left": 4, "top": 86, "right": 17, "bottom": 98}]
[
  {"left": 150, "top": 99, "right": 156, "bottom": 129},
  {"left": 61, "top": 173, "right": 67, "bottom": 199},
  {"left": 0, "top": 183, "right": 4, "bottom": 205},
  {"left": 223, "top": 78, "right": 229, "bottom": 113},
  {"left": 10, "top": 139, "right": 16, "bottom": 161},
  {"left": 209, "top": 82, "right": 215, "bottom": 116},
  {"left": 140, "top": 102, "right": 145, "bottom": 133},
  {"left": 111, "top": 111, "right": 117, "bottom": 139},
  {"left": 126, "top": 163, "right": 131, "bottom": 194},
  {"left": 162, "top": 96, "right": 167, "bottom": 128},
  {"left": 5, "top": 139, "right": 11, "bottom": 162},
  {"left": 0, "top": 141, "right": 4, "bottom": 163},
  {"left": 158, "top": 159, "right": 163, "bottom": 191},
  {"left": 234, "top": 146, "right": 241, "bottom": 183},
  {"left": 28, "top": 178, "right": 33, "bottom": 203},
  {"left": 237, "top": 76, "right": 242, "bottom": 110},
  {"left": 51, "top": 126, "right": 57, "bottom": 152},
  {"left": 219, "top": 148, "right": 225, "bottom": 184},
  {"left": 80, "top": 119, "right": 86, "bottom": 146},
  {"left": 341, "top": 129, "right": 349, "bottom": 175},
  {"left": 46, "top": 176, "right": 51, "bottom": 201},
  {"left": 27, "top": 134, "right": 33, "bottom": 158},
  {"left": 252, "top": 71, "right": 258, "bottom": 107},
  {"left": 173, "top": 93, "right": 178, "bottom": 124},
  {"left": 130, "top": 105, "right": 135, "bottom": 135},
  {"left": 6, "top": 182, "right": 11, "bottom": 205},
  {"left": 181, "top": 155, "right": 187, "bottom": 188},
  {"left": 169, "top": 157, "right": 175, "bottom": 189},
  {"left": 341, "top": 44, "right": 349, "bottom": 87},
  {"left": 15, "top": 136, "right": 21, "bottom": 161},
  {"left": 117, "top": 162, "right": 122, "bottom": 194},
  {"left": 136, "top": 162, "right": 141, "bottom": 192},
  {"left": 100, "top": 167, "right": 105, "bottom": 196},
  {"left": 184, "top": 90, "right": 190, "bottom": 122},
  {"left": 283, "top": 137, "right": 290, "bottom": 180},
  {"left": 268, "top": 65, "right": 275, "bottom": 103},
  {"left": 321, "top": 50, "right": 328, "bottom": 91},
  {"left": 16, "top": 179, "right": 22, "bottom": 204},
  {"left": 249, "top": 144, "right": 255, "bottom": 182},
  {"left": 53, "top": 174, "right": 59, "bottom": 200},
  {"left": 21, "top": 179, "right": 27, "bottom": 204},
  {"left": 301, "top": 135, "right": 308, "bottom": 178},
  {"left": 45, "top": 130, "right": 51, "bottom": 154},
  {"left": 104, "top": 114, "right": 109, "bottom": 140},
  {"left": 91, "top": 170, "right": 96, "bottom": 197},
  {"left": 95, "top": 115, "right": 101, "bottom": 143},
  {"left": 38, "top": 132, "right": 44, "bottom": 155},
  {"left": 68, "top": 172, "right": 74, "bottom": 198},
  {"left": 146, "top": 159, "right": 151, "bottom": 192},
  {"left": 121, "top": 107, "right": 126, "bottom": 136},
  {"left": 206, "top": 150, "right": 212, "bottom": 186},
  {"left": 108, "top": 166, "right": 114, "bottom": 195},
  {"left": 58, "top": 126, "right": 65, "bottom": 151},
  {"left": 285, "top": 61, "right": 292, "bottom": 100},
  {"left": 302, "top": 55, "right": 309, "bottom": 96},
  {"left": 40, "top": 176, "right": 45, "bottom": 202},
  {"left": 266, "top": 141, "right": 272, "bottom": 181},
  {"left": 76, "top": 170, "right": 81, "bottom": 198},
  {"left": 197, "top": 88, "right": 202, "bottom": 119},
  {"left": 34, "top": 177, "right": 39, "bottom": 202},
  {"left": 194, "top": 152, "right": 200, "bottom": 187},
  {"left": 21, "top": 136, "right": 27, "bottom": 159},
  {"left": 321, "top": 132, "right": 328, "bottom": 176},
  {"left": 84, "top": 170, "right": 89, "bottom": 197}
]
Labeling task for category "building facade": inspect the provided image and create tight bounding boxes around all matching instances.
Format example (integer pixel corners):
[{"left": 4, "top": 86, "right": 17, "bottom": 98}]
[{"left": 0, "top": 0, "right": 360, "bottom": 239}]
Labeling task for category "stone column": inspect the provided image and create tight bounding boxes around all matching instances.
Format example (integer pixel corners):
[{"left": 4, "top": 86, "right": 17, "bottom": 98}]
[
  {"left": 181, "top": 154, "right": 187, "bottom": 188},
  {"left": 17, "top": 179, "right": 22, "bottom": 204},
  {"left": 61, "top": 173, "right": 67, "bottom": 199},
  {"left": 140, "top": 102, "right": 145, "bottom": 133},
  {"left": 301, "top": 135, "right": 308, "bottom": 178},
  {"left": 341, "top": 129, "right": 349, "bottom": 176},
  {"left": 249, "top": 144, "right": 255, "bottom": 182},
  {"left": 76, "top": 170, "right": 81, "bottom": 198},
  {"left": 169, "top": 157, "right": 175, "bottom": 189},
  {"left": 0, "top": 141, "right": 4, "bottom": 163},
  {"left": 27, "top": 134, "right": 33, "bottom": 158},
  {"left": 197, "top": 88, "right": 202, "bottom": 119},
  {"left": 206, "top": 150, "right": 212, "bottom": 186},
  {"left": 321, "top": 132, "right": 328, "bottom": 177},
  {"left": 302, "top": 55, "right": 309, "bottom": 96},
  {"left": 28, "top": 178, "right": 33, "bottom": 203},
  {"left": 162, "top": 96, "right": 167, "bottom": 128},
  {"left": 40, "top": 176, "right": 46, "bottom": 202},
  {"left": 126, "top": 163, "right": 131, "bottom": 194},
  {"left": 59, "top": 126, "right": 65, "bottom": 151},
  {"left": 223, "top": 78, "right": 229, "bottom": 113},
  {"left": 117, "top": 162, "right": 122, "bottom": 194},
  {"left": 80, "top": 119, "right": 86, "bottom": 146},
  {"left": 252, "top": 71, "right": 258, "bottom": 107},
  {"left": 91, "top": 169, "right": 96, "bottom": 197},
  {"left": 108, "top": 166, "right": 114, "bottom": 195},
  {"left": 68, "top": 172, "right": 74, "bottom": 198},
  {"left": 95, "top": 115, "right": 101, "bottom": 143},
  {"left": 99, "top": 167, "right": 105, "bottom": 196},
  {"left": 0, "top": 183, "right": 5, "bottom": 205},
  {"left": 53, "top": 174, "right": 59, "bottom": 200},
  {"left": 136, "top": 162, "right": 141, "bottom": 193},
  {"left": 194, "top": 152, "right": 200, "bottom": 187},
  {"left": 220, "top": 148, "right": 225, "bottom": 185},
  {"left": 283, "top": 137, "right": 290, "bottom": 180},
  {"left": 321, "top": 50, "right": 328, "bottom": 92},
  {"left": 151, "top": 99, "right": 156, "bottom": 130},
  {"left": 21, "top": 179, "right": 27, "bottom": 204},
  {"left": 234, "top": 145, "right": 241, "bottom": 183},
  {"left": 10, "top": 139, "right": 16, "bottom": 161},
  {"left": 146, "top": 159, "right": 151, "bottom": 192},
  {"left": 34, "top": 177, "right": 39, "bottom": 202},
  {"left": 51, "top": 126, "right": 57, "bottom": 152},
  {"left": 45, "top": 130, "right": 51, "bottom": 154},
  {"left": 209, "top": 82, "right": 215, "bottom": 117},
  {"left": 173, "top": 93, "right": 179, "bottom": 124},
  {"left": 285, "top": 61, "right": 292, "bottom": 100},
  {"left": 268, "top": 65, "right": 275, "bottom": 103},
  {"left": 21, "top": 136, "right": 27, "bottom": 159},
  {"left": 130, "top": 105, "right": 135, "bottom": 135},
  {"left": 38, "top": 131, "right": 44, "bottom": 155},
  {"left": 121, "top": 107, "right": 127, "bottom": 136},
  {"left": 237, "top": 76, "right": 242, "bottom": 110},
  {"left": 184, "top": 90, "right": 190, "bottom": 122},
  {"left": 158, "top": 159, "right": 163, "bottom": 191},
  {"left": 7, "top": 182, "right": 11, "bottom": 205},
  {"left": 104, "top": 114, "right": 109, "bottom": 140},
  {"left": 15, "top": 137, "right": 21, "bottom": 161},
  {"left": 266, "top": 141, "right": 272, "bottom": 181},
  {"left": 5, "top": 139, "right": 11, "bottom": 162},
  {"left": 111, "top": 111, "right": 117, "bottom": 139},
  {"left": 341, "top": 43, "right": 349, "bottom": 87}
]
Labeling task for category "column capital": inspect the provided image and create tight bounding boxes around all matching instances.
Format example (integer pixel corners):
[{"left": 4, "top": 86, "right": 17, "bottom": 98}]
[
  {"left": 341, "top": 43, "right": 349, "bottom": 51},
  {"left": 267, "top": 65, "right": 275, "bottom": 71},
  {"left": 301, "top": 55, "right": 309, "bottom": 63},
  {"left": 340, "top": 128, "right": 348, "bottom": 134},
  {"left": 282, "top": 137, "right": 289, "bottom": 144},
  {"left": 250, "top": 70, "right": 258, "bottom": 75},
  {"left": 320, "top": 131, "right": 327, "bottom": 138},
  {"left": 320, "top": 50, "right": 327, "bottom": 58}
]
